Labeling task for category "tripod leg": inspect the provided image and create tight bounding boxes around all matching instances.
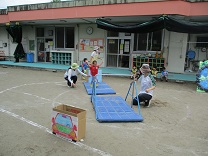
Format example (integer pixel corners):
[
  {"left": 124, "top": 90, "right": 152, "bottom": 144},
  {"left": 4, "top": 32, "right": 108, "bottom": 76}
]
[
  {"left": 130, "top": 82, "right": 135, "bottom": 108},
  {"left": 125, "top": 82, "right": 132, "bottom": 101}
]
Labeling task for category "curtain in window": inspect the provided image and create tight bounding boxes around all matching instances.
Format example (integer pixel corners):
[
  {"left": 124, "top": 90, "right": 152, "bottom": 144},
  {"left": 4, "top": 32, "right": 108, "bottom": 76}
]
[{"left": 6, "top": 24, "right": 25, "bottom": 62}]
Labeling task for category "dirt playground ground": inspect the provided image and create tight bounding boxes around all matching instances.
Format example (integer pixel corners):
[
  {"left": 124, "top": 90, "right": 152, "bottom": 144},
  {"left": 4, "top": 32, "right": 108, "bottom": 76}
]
[{"left": 0, "top": 66, "right": 208, "bottom": 156}]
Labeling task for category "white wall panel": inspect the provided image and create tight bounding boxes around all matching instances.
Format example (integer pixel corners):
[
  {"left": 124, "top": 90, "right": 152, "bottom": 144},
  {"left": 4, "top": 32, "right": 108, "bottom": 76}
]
[{"left": 167, "top": 32, "right": 188, "bottom": 73}]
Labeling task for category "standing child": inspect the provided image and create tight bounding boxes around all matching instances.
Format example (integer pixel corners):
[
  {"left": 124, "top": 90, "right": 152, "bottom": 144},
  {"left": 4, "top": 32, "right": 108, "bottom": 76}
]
[
  {"left": 81, "top": 58, "right": 89, "bottom": 80},
  {"left": 90, "top": 46, "right": 101, "bottom": 63},
  {"left": 89, "top": 59, "right": 103, "bottom": 87}
]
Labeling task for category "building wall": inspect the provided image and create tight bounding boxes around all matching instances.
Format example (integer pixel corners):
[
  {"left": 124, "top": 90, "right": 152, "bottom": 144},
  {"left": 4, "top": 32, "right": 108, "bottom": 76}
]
[
  {"left": 22, "top": 26, "right": 36, "bottom": 61},
  {"left": 0, "top": 26, "right": 35, "bottom": 61},
  {"left": 0, "top": 26, "right": 18, "bottom": 60},
  {"left": 16, "top": 24, "right": 106, "bottom": 66},
  {"left": 77, "top": 24, "right": 105, "bottom": 67},
  {"left": 188, "top": 34, "right": 208, "bottom": 61},
  {"left": 0, "top": 27, "right": 9, "bottom": 57},
  {"left": 166, "top": 32, "right": 188, "bottom": 73},
  {"left": 4, "top": 0, "right": 188, "bottom": 12},
  {"left": 162, "top": 30, "right": 169, "bottom": 67},
  {"left": 1, "top": 25, "right": 205, "bottom": 73}
]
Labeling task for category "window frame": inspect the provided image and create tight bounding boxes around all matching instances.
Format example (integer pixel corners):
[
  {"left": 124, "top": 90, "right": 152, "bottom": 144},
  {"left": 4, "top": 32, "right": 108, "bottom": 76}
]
[
  {"left": 55, "top": 26, "right": 75, "bottom": 50},
  {"left": 133, "top": 30, "right": 163, "bottom": 52}
]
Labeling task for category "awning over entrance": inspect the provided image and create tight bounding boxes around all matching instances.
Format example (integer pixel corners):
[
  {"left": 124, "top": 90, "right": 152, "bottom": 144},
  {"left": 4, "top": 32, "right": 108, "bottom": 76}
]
[{"left": 96, "top": 15, "right": 208, "bottom": 34}]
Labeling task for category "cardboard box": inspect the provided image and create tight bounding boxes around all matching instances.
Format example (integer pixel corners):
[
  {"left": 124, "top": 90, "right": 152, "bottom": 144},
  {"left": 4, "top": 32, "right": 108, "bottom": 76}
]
[{"left": 52, "top": 104, "right": 86, "bottom": 141}]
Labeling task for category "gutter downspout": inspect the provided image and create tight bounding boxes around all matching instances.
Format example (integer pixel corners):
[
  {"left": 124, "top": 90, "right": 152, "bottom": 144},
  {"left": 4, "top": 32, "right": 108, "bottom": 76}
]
[
  {"left": 7, "top": 32, "right": 11, "bottom": 61},
  {"left": 166, "top": 31, "right": 171, "bottom": 66}
]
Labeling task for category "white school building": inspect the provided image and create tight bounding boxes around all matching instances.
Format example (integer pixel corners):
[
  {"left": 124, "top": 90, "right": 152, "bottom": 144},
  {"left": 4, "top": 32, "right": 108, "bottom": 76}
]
[{"left": 0, "top": 0, "right": 208, "bottom": 73}]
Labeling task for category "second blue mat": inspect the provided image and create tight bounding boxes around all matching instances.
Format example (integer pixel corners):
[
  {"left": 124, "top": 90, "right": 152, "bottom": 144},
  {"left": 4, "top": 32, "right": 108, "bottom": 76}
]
[
  {"left": 92, "top": 96, "right": 143, "bottom": 122},
  {"left": 83, "top": 82, "right": 116, "bottom": 95}
]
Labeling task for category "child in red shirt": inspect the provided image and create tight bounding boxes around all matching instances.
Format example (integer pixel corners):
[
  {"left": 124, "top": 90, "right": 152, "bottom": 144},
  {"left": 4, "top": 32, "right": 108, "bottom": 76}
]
[{"left": 89, "top": 59, "right": 103, "bottom": 87}]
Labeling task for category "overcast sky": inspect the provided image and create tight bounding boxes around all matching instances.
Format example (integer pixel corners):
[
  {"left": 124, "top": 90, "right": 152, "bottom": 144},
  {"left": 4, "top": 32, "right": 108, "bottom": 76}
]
[{"left": 0, "top": 0, "right": 70, "bottom": 9}]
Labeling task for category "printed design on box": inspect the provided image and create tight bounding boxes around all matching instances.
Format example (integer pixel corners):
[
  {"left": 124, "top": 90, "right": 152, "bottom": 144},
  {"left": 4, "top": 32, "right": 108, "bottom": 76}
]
[{"left": 52, "top": 113, "right": 78, "bottom": 141}]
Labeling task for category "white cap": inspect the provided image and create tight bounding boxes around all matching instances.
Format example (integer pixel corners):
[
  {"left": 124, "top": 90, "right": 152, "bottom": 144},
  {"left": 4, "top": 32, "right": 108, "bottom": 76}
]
[{"left": 94, "top": 46, "right": 99, "bottom": 51}]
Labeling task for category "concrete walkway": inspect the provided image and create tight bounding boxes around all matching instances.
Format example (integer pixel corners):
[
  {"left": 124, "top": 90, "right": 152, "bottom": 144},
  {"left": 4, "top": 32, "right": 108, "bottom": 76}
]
[{"left": 0, "top": 61, "right": 196, "bottom": 82}]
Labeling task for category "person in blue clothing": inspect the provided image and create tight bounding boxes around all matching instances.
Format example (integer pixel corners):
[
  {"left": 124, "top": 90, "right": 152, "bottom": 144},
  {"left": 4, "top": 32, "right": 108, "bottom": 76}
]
[
  {"left": 133, "top": 64, "right": 156, "bottom": 107},
  {"left": 160, "top": 66, "right": 168, "bottom": 82},
  {"left": 81, "top": 58, "right": 89, "bottom": 80}
]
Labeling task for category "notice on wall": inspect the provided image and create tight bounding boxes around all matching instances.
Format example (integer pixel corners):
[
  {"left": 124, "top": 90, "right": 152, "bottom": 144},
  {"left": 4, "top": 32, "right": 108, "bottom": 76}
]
[
  {"left": 80, "top": 38, "right": 104, "bottom": 52},
  {"left": 29, "top": 40, "right": 35, "bottom": 51},
  {"left": 108, "top": 39, "right": 115, "bottom": 44},
  {"left": 120, "top": 44, "right": 124, "bottom": 54},
  {"left": 98, "top": 40, "right": 103, "bottom": 46},
  {"left": 49, "top": 41, "right": 54, "bottom": 46},
  {"left": 124, "top": 41, "right": 130, "bottom": 53},
  {"left": 120, "top": 44, "right": 124, "bottom": 50},
  {"left": 121, "top": 39, "right": 124, "bottom": 44}
]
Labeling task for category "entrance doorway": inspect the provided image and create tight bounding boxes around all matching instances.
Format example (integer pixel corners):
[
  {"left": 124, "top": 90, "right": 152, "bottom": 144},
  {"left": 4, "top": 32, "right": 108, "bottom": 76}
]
[
  {"left": 36, "top": 28, "right": 53, "bottom": 62},
  {"left": 37, "top": 38, "right": 53, "bottom": 62},
  {"left": 106, "top": 32, "right": 131, "bottom": 68}
]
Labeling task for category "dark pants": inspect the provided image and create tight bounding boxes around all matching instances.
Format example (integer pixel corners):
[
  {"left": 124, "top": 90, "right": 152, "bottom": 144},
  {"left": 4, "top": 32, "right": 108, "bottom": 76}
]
[
  {"left": 67, "top": 76, "right": 77, "bottom": 86},
  {"left": 133, "top": 93, "right": 152, "bottom": 105}
]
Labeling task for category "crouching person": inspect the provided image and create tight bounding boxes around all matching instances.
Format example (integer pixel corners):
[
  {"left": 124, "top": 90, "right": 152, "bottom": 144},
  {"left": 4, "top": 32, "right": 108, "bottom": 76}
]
[
  {"left": 133, "top": 64, "right": 156, "bottom": 107},
  {"left": 65, "top": 63, "right": 89, "bottom": 88}
]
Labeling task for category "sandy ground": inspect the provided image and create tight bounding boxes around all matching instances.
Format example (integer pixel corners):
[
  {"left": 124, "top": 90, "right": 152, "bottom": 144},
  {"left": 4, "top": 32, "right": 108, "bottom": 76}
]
[{"left": 0, "top": 66, "right": 208, "bottom": 156}]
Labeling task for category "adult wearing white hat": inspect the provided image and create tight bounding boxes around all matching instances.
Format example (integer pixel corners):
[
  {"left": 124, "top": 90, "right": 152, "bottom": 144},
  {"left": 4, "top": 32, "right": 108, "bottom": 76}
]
[
  {"left": 133, "top": 64, "right": 156, "bottom": 107},
  {"left": 65, "top": 63, "right": 89, "bottom": 88},
  {"left": 90, "top": 46, "right": 101, "bottom": 63}
]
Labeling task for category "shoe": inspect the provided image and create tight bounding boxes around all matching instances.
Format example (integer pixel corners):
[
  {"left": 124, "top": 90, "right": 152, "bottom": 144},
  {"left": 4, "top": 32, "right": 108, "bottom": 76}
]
[
  {"left": 140, "top": 101, "right": 145, "bottom": 105},
  {"left": 166, "top": 80, "right": 168, "bottom": 82},
  {"left": 144, "top": 100, "right": 151, "bottom": 107}
]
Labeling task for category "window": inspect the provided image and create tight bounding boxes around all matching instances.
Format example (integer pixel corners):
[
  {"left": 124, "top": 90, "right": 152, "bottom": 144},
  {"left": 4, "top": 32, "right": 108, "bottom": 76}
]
[
  {"left": 56, "top": 27, "right": 64, "bottom": 48},
  {"left": 150, "top": 31, "right": 162, "bottom": 51},
  {"left": 55, "top": 27, "right": 74, "bottom": 48},
  {"left": 107, "top": 31, "right": 119, "bottom": 37},
  {"left": 66, "top": 27, "right": 74, "bottom": 48},
  {"left": 36, "top": 28, "right": 44, "bottom": 37},
  {"left": 196, "top": 37, "right": 208, "bottom": 47},
  {"left": 134, "top": 30, "right": 162, "bottom": 51},
  {"left": 134, "top": 33, "right": 148, "bottom": 51},
  {"left": 107, "top": 39, "right": 118, "bottom": 54}
]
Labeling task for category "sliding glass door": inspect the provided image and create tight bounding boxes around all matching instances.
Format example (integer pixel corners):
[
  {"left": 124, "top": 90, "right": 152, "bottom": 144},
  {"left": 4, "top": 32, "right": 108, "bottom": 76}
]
[{"left": 106, "top": 32, "right": 131, "bottom": 68}]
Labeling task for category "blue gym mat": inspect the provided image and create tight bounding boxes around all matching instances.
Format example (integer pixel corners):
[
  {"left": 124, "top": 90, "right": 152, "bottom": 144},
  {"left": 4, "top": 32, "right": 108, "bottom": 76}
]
[
  {"left": 92, "top": 95, "right": 143, "bottom": 122},
  {"left": 83, "top": 82, "right": 116, "bottom": 95}
]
